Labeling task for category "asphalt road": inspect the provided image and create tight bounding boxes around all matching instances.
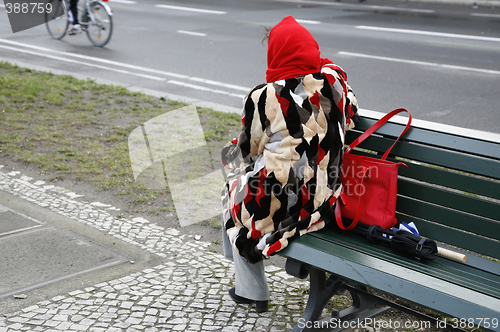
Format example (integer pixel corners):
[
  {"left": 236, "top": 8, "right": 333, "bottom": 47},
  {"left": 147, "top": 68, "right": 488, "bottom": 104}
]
[{"left": 1, "top": 0, "right": 500, "bottom": 133}]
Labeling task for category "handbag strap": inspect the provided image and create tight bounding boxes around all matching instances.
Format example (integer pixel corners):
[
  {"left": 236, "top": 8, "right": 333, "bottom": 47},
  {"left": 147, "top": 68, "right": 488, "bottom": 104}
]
[
  {"left": 345, "top": 108, "right": 412, "bottom": 160},
  {"left": 335, "top": 166, "right": 371, "bottom": 231}
]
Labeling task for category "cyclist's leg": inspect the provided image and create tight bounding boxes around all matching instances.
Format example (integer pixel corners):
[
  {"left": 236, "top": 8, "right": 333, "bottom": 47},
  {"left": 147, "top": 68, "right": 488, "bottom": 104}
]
[
  {"left": 69, "top": 0, "right": 79, "bottom": 25},
  {"left": 68, "top": 0, "right": 81, "bottom": 34}
]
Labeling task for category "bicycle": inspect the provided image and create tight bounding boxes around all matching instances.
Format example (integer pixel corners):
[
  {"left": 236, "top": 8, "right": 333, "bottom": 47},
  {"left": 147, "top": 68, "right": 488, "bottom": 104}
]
[{"left": 45, "top": 0, "right": 113, "bottom": 47}]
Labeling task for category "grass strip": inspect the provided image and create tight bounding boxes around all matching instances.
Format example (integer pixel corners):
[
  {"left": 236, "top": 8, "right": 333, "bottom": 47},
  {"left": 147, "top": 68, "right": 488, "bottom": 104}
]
[{"left": 0, "top": 61, "right": 241, "bottom": 224}]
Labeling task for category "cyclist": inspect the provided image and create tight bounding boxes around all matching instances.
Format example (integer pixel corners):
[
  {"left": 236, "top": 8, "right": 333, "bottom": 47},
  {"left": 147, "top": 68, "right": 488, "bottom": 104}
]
[{"left": 67, "top": 0, "right": 81, "bottom": 35}]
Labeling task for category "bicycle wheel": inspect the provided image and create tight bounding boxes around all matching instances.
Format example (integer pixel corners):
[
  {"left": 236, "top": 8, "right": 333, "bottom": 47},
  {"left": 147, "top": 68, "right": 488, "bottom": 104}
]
[
  {"left": 86, "top": 1, "right": 113, "bottom": 47},
  {"left": 45, "top": 0, "right": 69, "bottom": 40}
]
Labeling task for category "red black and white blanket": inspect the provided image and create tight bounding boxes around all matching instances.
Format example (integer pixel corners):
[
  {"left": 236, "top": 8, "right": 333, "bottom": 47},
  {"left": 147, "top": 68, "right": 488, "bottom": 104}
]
[{"left": 221, "top": 64, "right": 359, "bottom": 264}]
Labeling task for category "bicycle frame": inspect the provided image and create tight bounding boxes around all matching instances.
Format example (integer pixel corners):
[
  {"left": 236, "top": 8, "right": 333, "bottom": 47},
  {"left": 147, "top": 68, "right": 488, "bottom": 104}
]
[{"left": 78, "top": 0, "right": 112, "bottom": 28}]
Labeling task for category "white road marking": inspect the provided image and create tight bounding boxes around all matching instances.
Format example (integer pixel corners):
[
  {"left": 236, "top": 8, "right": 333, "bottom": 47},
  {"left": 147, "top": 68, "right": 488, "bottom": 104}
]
[
  {"left": 362, "top": 4, "right": 434, "bottom": 13},
  {"left": 296, "top": 19, "right": 321, "bottom": 25},
  {"left": 106, "top": 0, "right": 136, "bottom": 3},
  {"left": 0, "top": 44, "right": 166, "bottom": 80},
  {"left": 338, "top": 51, "right": 500, "bottom": 75},
  {"left": 155, "top": 4, "right": 226, "bottom": 15},
  {"left": 178, "top": 30, "right": 207, "bottom": 37},
  {"left": 274, "top": 0, "right": 434, "bottom": 13},
  {"left": 356, "top": 25, "right": 500, "bottom": 43},
  {"left": 471, "top": 13, "right": 500, "bottom": 18},
  {"left": 168, "top": 81, "right": 246, "bottom": 99},
  {"left": 188, "top": 77, "right": 249, "bottom": 92},
  {"left": 0, "top": 38, "right": 250, "bottom": 97},
  {"left": 0, "top": 38, "right": 187, "bottom": 79}
]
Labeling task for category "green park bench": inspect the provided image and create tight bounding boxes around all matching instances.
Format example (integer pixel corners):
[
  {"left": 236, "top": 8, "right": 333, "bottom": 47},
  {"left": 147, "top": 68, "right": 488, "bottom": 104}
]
[{"left": 279, "top": 112, "right": 500, "bottom": 332}]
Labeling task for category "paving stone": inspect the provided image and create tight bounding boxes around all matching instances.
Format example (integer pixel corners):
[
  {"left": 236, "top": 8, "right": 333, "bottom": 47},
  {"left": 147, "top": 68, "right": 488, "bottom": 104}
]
[{"left": 0, "top": 168, "right": 310, "bottom": 331}]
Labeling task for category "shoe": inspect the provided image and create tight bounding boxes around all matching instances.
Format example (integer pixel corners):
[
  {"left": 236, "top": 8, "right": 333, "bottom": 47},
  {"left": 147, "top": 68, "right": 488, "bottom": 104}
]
[
  {"left": 229, "top": 288, "right": 269, "bottom": 313},
  {"left": 68, "top": 24, "right": 82, "bottom": 35},
  {"left": 255, "top": 300, "right": 268, "bottom": 313},
  {"left": 228, "top": 288, "right": 252, "bottom": 304}
]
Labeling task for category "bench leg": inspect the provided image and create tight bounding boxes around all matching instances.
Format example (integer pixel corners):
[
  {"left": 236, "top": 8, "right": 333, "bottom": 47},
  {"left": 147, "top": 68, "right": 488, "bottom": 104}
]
[
  {"left": 286, "top": 259, "right": 470, "bottom": 332},
  {"left": 331, "top": 286, "right": 392, "bottom": 330},
  {"left": 286, "top": 260, "right": 390, "bottom": 332},
  {"left": 290, "top": 266, "right": 345, "bottom": 332}
]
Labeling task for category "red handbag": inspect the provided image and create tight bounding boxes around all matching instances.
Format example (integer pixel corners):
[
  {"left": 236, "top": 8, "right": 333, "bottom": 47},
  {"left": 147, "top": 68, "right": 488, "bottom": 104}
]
[{"left": 335, "top": 108, "right": 412, "bottom": 230}]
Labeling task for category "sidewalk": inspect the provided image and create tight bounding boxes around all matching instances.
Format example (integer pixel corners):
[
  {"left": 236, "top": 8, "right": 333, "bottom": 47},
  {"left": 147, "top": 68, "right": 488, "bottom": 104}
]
[{"left": 0, "top": 167, "right": 310, "bottom": 331}]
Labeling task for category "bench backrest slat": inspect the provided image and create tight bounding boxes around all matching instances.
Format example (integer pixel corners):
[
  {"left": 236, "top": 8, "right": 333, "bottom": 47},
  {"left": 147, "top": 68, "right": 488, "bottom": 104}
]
[
  {"left": 398, "top": 162, "right": 500, "bottom": 201},
  {"left": 397, "top": 196, "right": 499, "bottom": 241},
  {"left": 348, "top": 149, "right": 500, "bottom": 200},
  {"left": 398, "top": 179, "right": 500, "bottom": 224},
  {"left": 355, "top": 117, "right": 500, "bottom": 160},
  {"left": 351, "top": 135, "right": 500, "bottom": 179},
  {"left": 396, "top": 212, "right": 500, "bottom": 262}
]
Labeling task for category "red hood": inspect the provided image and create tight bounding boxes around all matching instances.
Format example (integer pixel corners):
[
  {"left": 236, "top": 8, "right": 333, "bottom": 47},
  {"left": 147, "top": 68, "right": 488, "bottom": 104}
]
[{"left": 266, "top": 16, "right": 332, "bottom": 83}]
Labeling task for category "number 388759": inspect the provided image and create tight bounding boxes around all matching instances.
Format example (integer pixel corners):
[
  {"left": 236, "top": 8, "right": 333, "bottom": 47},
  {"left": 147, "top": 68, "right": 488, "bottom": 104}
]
[{"left": 5, "top": 2, "right": 52, "bottom": 14}]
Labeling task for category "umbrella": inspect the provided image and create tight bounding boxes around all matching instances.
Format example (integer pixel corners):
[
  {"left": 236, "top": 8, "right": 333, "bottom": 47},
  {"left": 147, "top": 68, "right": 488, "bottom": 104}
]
[{"left": 351, "top": 221, "right": 466, "bottom": 262}]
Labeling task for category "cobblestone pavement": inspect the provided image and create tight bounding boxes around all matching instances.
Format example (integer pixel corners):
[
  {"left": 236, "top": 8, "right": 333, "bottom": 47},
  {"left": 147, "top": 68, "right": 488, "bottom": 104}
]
[{"left": 0, "top": 166, "right": 310, "bottom": 332}]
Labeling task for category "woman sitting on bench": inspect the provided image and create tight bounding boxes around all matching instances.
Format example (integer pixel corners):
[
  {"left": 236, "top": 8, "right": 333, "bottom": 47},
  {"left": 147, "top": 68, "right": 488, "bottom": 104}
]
[{"left": 221, "top": 16, "right": 360, "bottom": 313}]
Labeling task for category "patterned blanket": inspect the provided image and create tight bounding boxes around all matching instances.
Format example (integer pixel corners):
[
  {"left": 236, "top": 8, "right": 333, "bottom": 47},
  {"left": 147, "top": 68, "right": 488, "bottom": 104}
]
[{"left": 221, "top": 64, "right": 359, "bottom": 263}]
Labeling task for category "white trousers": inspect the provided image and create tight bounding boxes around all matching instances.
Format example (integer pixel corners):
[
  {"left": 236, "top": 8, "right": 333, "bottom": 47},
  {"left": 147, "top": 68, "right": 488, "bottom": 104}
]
[{"left": 222, "top": 223, "right": 269, "bottom": 301}]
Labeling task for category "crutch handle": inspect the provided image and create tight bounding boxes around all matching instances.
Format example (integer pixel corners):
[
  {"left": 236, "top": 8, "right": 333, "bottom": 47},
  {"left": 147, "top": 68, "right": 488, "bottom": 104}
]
[{"left": 437, "top": 247, "right": 467, "bottom": 262}]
